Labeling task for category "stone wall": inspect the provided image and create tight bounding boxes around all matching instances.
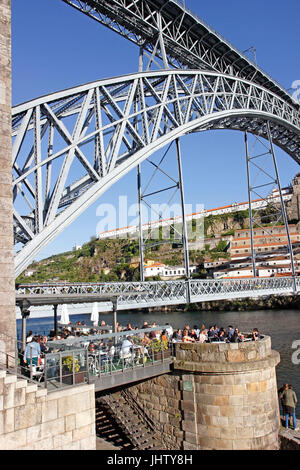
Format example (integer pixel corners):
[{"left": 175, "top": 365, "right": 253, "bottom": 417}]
[
  {"left": 0, "top": 0, "right": 16, "bottom": 348},
  {"left": 126, "top": 336, "right": 280, "bottom": 450},
  {"left": 175, "top": 337, "right": 280, "bottom": 450},
  {"left": 128, "top": 374, "right": 183, "bottom": 449},
  {"left": 0, "top": 370, "right": 96, "bottom": 450}
]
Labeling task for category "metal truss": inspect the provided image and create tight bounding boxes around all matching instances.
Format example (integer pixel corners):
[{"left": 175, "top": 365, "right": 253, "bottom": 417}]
[
  {"left": 136, "top": 140, "right": 190, "bottom": 282},
  {"left": 13, "top": 70, "right": 300, "bottom": 277},
  {"left": 16, "top": 277, "right": 300, "bottom": 310},
  {"left": 245, "top": 126, "right": 296, "bottom": 284},
  {"left": 62, "top": 0, "right": 297, "bottom": 107}
]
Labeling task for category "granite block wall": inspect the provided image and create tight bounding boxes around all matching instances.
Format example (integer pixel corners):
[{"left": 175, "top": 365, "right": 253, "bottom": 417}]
[{"left": 0, "top": 370, "right": 96, "bottom": 450}]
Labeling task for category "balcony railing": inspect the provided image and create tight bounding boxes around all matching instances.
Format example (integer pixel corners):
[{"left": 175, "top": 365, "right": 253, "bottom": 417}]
[{"left": 0, "top": 326, "right": 173, "bottom": 391}]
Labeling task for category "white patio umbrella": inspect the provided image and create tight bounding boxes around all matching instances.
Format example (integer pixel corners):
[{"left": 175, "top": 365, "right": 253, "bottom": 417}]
[
  {"left": 59, "top": 304, "right": 70, "bottom": 325},
  {"left": 91, "top": 302, "right": 99, "bottom": 326}
]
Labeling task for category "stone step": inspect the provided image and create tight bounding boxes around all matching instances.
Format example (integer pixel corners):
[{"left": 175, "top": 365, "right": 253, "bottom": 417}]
[
  {"left": 97, "top": 393, "right": 164, "bottom": 451},
  {"left": 97, "top": 424, "right": 115, "bottom": 432}
]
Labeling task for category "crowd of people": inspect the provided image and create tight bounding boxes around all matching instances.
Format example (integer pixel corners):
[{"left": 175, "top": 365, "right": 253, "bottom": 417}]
[
  {"left": 22, "top": 320, "right": 299, "bottom": 432},
  {"left": 22, "top": 320, "right": 262, "bottom": 366},
  {"left": 170, "top": 324, "right": 262, "bottom": 344}
]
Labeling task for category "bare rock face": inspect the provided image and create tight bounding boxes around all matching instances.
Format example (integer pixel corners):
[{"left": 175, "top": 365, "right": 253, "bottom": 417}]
[
  {"left": 286, "top": 175, "right": 300, "bottom": 222},
  {"left": 206, "top": 217, "right": 247, "bottom": 237}
]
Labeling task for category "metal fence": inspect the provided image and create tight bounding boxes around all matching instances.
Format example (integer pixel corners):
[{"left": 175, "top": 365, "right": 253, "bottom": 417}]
[
  {"left": 16, "top": 277, "right": 299, "bottom": 311},
  {"left": 0, "top": 326, "right": 173, "bottom": 391}
]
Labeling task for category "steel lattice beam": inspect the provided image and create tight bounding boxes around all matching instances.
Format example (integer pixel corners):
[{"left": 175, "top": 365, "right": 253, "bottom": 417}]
[
  {"left": 62, "top": 0, "right": 298, "bottom": 108},
  {"left": 13, "top": 70, "right": 300, "bottom": 277},
  {"left": 16, "top": 277, "right": 300, "bottom": 310}
]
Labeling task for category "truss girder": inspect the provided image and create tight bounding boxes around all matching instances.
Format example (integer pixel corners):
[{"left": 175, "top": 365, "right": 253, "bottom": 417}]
[
  {"left": 16, "top": 277, "right": 300, "bottom": 308},
  {"left": 62, "top": 0, "right": 297, "bottom": 108},
  {"left": 13, "top": 70, "right": 300, "bottom": 277}
]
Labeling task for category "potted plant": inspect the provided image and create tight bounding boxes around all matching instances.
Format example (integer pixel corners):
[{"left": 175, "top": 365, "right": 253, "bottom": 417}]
[
  {"left": 62, "top": 356, "right": 85, "bottom": 385},
  {"left": 150, "top": 339, "right": 170, "bottom": 361}
]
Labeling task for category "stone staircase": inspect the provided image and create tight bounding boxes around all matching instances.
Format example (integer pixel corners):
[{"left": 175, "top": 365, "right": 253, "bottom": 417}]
[
  {"left": 97, "top": 390, "right": 164, "bottom": 450},
  {"left": 96, "top": 406, "right": 133, "bottom": 449}
]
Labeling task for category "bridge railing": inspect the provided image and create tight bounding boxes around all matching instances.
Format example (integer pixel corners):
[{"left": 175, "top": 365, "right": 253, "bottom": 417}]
[
  {"left": 189, "top": 276, "right": 297, "bottom": 298},
  {"left": 16, "top": 277, "right": 299, "bottom": 310}
]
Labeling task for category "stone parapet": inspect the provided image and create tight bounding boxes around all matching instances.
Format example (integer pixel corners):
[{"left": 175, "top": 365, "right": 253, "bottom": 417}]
[{"left": 174, "top": 335, "right": 272, "bottom": 364}]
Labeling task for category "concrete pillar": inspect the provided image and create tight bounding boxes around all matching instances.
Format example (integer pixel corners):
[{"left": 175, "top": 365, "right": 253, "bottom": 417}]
[
  {"left": 174, "top": 336, "right": 281, "bottom": 450},
  {"left": 0, "top": 1, "right": 16, "bottom": 349}
]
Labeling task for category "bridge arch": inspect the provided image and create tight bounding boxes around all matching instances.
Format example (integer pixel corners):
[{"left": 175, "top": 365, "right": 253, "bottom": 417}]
[{"left": 13, "top": 70, "right": 300, "bottom": 277}]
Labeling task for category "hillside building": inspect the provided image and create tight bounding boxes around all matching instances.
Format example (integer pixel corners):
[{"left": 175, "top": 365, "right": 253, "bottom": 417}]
[
  {"left": 211, "top": 224, "right": 300, "bottom": 279},
  {"left": 230, "top": 225, "right": 300, "bottom": 259},
  {"left": 143, "top": 262, "right": 197, "bottom": 279}
]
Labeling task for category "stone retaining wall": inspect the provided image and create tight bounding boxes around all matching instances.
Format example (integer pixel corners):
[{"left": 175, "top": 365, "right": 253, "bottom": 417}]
[
  {"left": 126, "top": 336, "right": 280, "bottom": 450},
  {"left": 0, "top": 371, "right": 96, "bottom": 450},
  {"left": 128, "top": 374, "right": 183, "bottom": 450}
]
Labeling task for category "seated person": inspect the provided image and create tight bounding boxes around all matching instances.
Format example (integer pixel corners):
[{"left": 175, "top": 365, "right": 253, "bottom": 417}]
[
  {"left": 182, "top": 329, "right": 196, "bottom": 343},
  {"left": 190, "top": 328, "right": 198, "bottom": 341},
  {"left": 166, "top": 323, "right": 173, "bottom": 338},
  {"left": 207, "top": 326, "right": 217, "bottom": 340},
  {"left": 251, "top": 328, "right": 261, "bottom": 341},
  {"left": 226, "top": 325, "right": 235, "bottom": 341},
  {"left": 121, "top": 337, "right": 133, "bottom": 356},
  {"left": 230, "top": 328, "right": 242, "bottom": 343},
  {"left": 198, "top": 327, "right": 207, "bottom": 343},
  {"left": 39, "top": 336, "right": 49, "bottom": 354},
  {"left": 161, "top": 330, "right": 169, "bottom": 343},
  {"left": 149, "top": 328, "right": 157, "bottom": 339},
  {"left": 88, "top": 342, "right": 97, "bottom": 353},
  {"left": 142, "top": 333, "right": 151, "bottom": 346},
  {"left": 218, "top": 330, "right": 227, "bottom": 342},
  {"left": 172, "top": 329, "right": 182, "bottom": 343}
]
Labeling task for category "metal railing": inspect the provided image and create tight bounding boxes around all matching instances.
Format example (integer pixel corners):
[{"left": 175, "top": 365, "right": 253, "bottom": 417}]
[
  {"left": 0, "top": 326, "right": 173, "bottom": 391},
  {"left": 16, "top": 277, "right": 300, "bottom": 312}
]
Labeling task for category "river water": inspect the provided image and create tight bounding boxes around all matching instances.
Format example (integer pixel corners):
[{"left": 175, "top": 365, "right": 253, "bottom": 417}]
[{"left": 17, "top": 308, "right": 300, "bottom": 417}]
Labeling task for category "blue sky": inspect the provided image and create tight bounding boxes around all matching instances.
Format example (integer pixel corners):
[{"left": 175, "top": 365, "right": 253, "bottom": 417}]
[{"left": 12, "top": 0, "right": 300, "bottom": 260}]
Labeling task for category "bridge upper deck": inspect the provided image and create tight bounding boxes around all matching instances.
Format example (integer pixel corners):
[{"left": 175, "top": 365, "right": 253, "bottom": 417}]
[
  {"left": 16, "top": 277, "right": 300, "bottom": 314},
  {"left": 63, "top": 0, "right": 298, "bottom": 108}
]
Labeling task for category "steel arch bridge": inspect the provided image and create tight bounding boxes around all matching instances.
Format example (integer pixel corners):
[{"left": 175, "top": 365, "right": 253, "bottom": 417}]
[{"left": 13, "top": 2, "right": 300, "bottom": 279}]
